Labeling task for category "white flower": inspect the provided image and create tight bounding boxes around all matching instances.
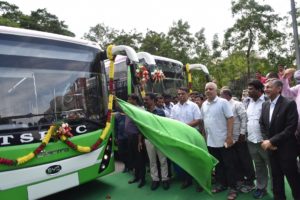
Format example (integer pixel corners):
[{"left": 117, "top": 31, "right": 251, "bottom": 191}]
[{"left": 62, "top": 123, "right": 69, "bottom": 128}]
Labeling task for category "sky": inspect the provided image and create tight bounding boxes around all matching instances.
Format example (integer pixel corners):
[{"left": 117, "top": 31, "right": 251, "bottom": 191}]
[{"left": 6, "top": 0, "right": 296, "bottom": 43}]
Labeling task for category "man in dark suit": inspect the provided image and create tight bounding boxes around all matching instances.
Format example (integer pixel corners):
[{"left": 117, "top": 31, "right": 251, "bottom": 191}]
[{"left": 260, "top": 79, "right": 300, "bottom": 200}]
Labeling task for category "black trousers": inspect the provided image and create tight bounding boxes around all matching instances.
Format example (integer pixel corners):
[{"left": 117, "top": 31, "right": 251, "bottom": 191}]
[
  {"left": 117, "top": 138, "right": 129, "bottom": 169},
  {"left": 127, "top": 134, "right": 146, "bottom": 180},
  {"left": 269, "top": 151, "right": 300, "bottom": 200},
  {"left": 208, "top": 146, "right": 237, "bottom": 188},
  {"left": 233, "top": 141, "right": 256, "bottom": 182},
  {"left": 173, "top": 162, "right": 193, "bottom": 183}
]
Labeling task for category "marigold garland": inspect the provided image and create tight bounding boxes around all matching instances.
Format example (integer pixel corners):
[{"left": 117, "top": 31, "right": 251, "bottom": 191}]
[
  {"left": 0, "top": 44, "right": 117, "bottom": 166},
  {"left": 185, "top": 63, "right": 193, "bottom": 93}
]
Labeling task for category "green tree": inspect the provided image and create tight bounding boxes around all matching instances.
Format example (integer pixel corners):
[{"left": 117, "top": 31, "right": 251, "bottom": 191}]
[
  {"left": 224, "top": 0, "right": 285, "bottom": 79},
  {"left": 21, "top": 8, "right": 75, "bottom": 36},
  {"left": 140, "top": 30, "right": 176, "bottom": 58},
  {"left": 84, "top": 23, "right": 119, "bottom": 50},
  {"left": 188, "top": 28, "right": 211, "bottom": 92},
  {"left": 192, "top": 28, "right": 210, "bottom": 64},
  {"left": 167, "top": 19, "right": 194, "bottom": 64},
  {"left": 211, "top": 34, "right": 222, "bottom": 59},
  {"left": 0, "top": 1, "right": 21, "bottom": 27},
  {"left": 84, "top": 23, "right": 142, "bottom": 50},
  {"left": 0, "top": 2, "right": 74, "bottom": 36},
  {"left": 113, "top": 29, "right": 142, "bottom": 50}
]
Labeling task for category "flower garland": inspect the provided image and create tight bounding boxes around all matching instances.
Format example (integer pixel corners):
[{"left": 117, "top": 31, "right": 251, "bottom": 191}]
[
  {"left": 135, "top": 65, "right": 149, "bottom": 97},
  {"left": 185, "top": 63, "right": 193, "bottom": 93},
  {"left": 0, "top": 45, "right": 116, "bottom": 166},
  {"left": 135, "top": 65, "right": 149, "bottom": 85},
  {"left": 151, "top": 69, "right": 165, "bottom": 83}
]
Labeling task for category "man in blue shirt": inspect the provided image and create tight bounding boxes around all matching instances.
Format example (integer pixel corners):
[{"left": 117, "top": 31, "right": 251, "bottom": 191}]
[
  {"left": 125, "top": 94, "right": 146, "bottom": 188},
  {"left": 144, "top": 93, "right": 170, "bottom": 190}
]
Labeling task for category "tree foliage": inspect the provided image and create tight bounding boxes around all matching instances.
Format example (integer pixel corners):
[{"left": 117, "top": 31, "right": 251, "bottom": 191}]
[
  {"left": 140, "top": 30, "right": 176, "bottom": 58},
  {"left": 1, "top": 0, "right": 296, "bottom": 96},
  {"left": 167, "top": 19, "right": 195, "bottom": 64},
  {"left": 0, "top": 1, "right": 21, "bottom": 27},
  {"left": 113, "top": 29, "right": 142, "bottom": 50},
  {"left": 84, "top": 23, "right": 142, "bottom": 50},
  {"left": 224, "top": 0, "right": 286, "bottom": 79},
  {"left": 84, "top": 23, "right": 117, "bottom": 49},
  {"left": 0, "top": 1, "right": 74, "bottom": 36},
  {"left": 192, "top": 28, "right": 210, "bottom": 64}
]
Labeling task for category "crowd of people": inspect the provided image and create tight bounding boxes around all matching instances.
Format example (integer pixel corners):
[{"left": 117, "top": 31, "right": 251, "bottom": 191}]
[{"left": 114, "top": 65, "right": 300, "bottom": 200}]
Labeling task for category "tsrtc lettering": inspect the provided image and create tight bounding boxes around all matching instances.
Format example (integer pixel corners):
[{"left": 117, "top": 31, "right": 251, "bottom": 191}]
[
  {"left": 20, "top": 133, "right": 34, "bottom": 143},
  {"left": 38, "top": 131, "right": 47, "bottom": 141},
  {"left": 76, "top": 125, "right": 87, "bottom": 134},
  {"left": 0, "top": 124, "right": 89, "bottom": 146},
  {"left": 0, "top": 135, "right": 14, "bottom": 145}
]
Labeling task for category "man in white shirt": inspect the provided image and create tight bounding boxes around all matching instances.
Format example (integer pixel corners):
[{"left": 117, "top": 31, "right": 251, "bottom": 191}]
[
  {"left": 170, "top": 87, "right": 202, "bottom": 190},
  {"left": 201, "top": 82, "right": 237, "bottom": 200},
  {"left": 220, "top": 88, "right": 255, "bottom": 193},
  {"left": 162, "top": 93, "right": 174, "bottom": 117},
  {"left": 246, "top": 80, "right": 270, "bottom": 199}
]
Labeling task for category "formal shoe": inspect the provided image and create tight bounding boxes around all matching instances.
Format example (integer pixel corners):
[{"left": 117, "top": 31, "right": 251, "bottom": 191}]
[
  {"left": 128, "top": 178, "right": 139, "bottom": 184},
  {"left": 138, "top": 179, "right": 146, "bottom": 188},
  {"left": 252, "top": 188, "right": 267, "bottom": 199},
  {"left": 181, "top": 181, "right": 192, "bottom": 189},
  {"left": 162, "top": 181, "right": 170, "bottom": 190},
  {"left": 151, "top": 181, "right": 160, "bottom": 190}
]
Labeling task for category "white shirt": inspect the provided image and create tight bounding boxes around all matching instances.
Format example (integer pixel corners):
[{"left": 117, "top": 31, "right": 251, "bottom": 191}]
[
  {"left": 269, "top": 95, "right": 280, "bottom": 123},
  {"left": 201, "top": 96, "right": 233, "bottom": 147},
  {"left": 229, "top": 99, "right": 247, "bottom": 142},
  {"left": 246, "top": 95, "right": 265, "bottom": 143},
  {"left": 163, "top": 102, "right": 174, "bottom": 118},
  {"left": 170, "top": 100, "right": 202, "bottom": 125}
]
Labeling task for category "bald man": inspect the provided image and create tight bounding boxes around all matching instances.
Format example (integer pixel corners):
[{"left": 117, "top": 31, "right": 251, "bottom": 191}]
[{"left": 201, "top": 82, "right": 237, "bottom": 199}]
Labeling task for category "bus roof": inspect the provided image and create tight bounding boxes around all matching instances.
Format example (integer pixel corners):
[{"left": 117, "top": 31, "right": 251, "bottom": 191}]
[
  {"left": 104, "top": 55, "right": 127, "bottom": 67},
  {"left": 152, "top": 55, "right": 183, "bottom": 66},
  {"left": 0, "top": 26, "right": 101, "bottom": 50}
]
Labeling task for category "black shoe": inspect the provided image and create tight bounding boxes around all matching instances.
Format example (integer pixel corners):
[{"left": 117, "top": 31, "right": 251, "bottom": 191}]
[
  {"left": 128, "top": 178, "right": 139, "bottom": 184},
  {"left": 138, "top": 179, "right": 146, "bottom": 188},
  {"left": 151, "top": 181, "right": 159, "bottom": 190},
  {"left": 181, "top": 181, "right": 192, "bottom": 189},
  {"left": 162, "top": 181, "right": 170, "bottom": 190}
]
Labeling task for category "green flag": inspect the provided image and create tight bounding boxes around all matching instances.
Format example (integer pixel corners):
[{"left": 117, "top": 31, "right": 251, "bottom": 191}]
[{"left": 116, "top": 98, "right": 218, "bottom": 194}]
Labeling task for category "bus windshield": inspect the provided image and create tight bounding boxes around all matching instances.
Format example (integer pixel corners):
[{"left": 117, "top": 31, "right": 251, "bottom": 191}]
[
  {"left": 145, "top": 58, "right": 184, "bottom": 96},
  {"left": 0, "top": 34, "right": 107, "bottom": 142}
]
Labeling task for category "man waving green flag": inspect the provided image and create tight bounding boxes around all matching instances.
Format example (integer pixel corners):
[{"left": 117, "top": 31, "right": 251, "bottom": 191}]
[{"left": 116, "top": 98, "right": 218, "bottom": 194}]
